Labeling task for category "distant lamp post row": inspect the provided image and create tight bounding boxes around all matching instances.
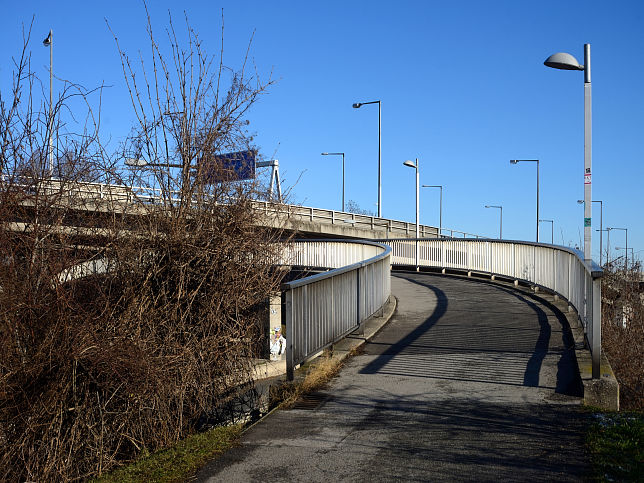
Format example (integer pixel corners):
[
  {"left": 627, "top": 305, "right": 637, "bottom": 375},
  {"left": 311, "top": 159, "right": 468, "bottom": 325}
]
[
  {"left": 607, "top": 227, "right": 628, "bottom": 269},
  {"left": 353, "top": 100, "right": 381, "bottom": 217},
  {"left": 485, "top": 205, "right": 502, "bottom": 239},
  {"left": 422, "top": 185, "right": 442, "bottom": 238},
  {"left": 539, "top": 219, "right": 554, "bottom": 244},
  {"left": 615, "top": 247, "right": 634, "bottom": 265},
  {"left": 403, "top": 158, "right": 419, "bottom": 270},
  {"left": 321, "top": 152, "right": 345, "bottom": 212},
  {"left": 510, "top": 159, "right": 539, "bottom": 242}
]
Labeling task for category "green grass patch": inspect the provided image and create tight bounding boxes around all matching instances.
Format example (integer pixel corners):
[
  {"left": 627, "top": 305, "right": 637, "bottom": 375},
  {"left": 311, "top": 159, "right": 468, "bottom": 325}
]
[
  {"left": 92, "top": 425, "right": 242, "bottom": 483},
  {"left": 586, "top": 410, "right": 643, "bottom": 482}
]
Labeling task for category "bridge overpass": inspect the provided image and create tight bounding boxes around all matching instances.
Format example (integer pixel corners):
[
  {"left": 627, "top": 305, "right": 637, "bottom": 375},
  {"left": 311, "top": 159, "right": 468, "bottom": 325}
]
[
  {"left": 8, "top": 179, "right": 617, "bottom": 409},
  {"left": 8, "top": 178, "right": 483, "bottom": 241}
]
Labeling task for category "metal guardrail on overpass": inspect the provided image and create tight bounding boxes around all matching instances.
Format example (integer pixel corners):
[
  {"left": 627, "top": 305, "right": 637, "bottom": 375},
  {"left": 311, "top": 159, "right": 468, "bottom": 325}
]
[{"left": 10, "top": 178, "right": 481, "bottom": 239}]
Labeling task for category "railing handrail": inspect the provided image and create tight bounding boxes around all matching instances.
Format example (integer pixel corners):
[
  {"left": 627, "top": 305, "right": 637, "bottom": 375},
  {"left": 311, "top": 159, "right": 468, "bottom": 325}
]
[
  {"left": 282, "top": 239, "right": 392, "bottom": 379},
  {"left": 381, "top": 237, "right": 603, "bottom": 378},
  {"left": 2, "top": 177, "right": 479, "bottom": 238},
  {"left": 383, "top": 236, "right": 603, "bottom": 277},
  {"left": 282, "top": 239, "right": 392, "bottom": 289}
]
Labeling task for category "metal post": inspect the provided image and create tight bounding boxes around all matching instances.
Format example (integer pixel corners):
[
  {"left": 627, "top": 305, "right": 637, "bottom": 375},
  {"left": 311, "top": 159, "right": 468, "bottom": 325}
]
[
  {"left": 439, "top": 187, "right": 442, "bottom": 237},
  {"left": 584, "top": 44, "right": 592, "bottom": 262},
  {"left": 595, "top": 201, "right": 603, "bottom": 266},
  {"left": 378, "top": 101, "right": 381, "bottom": 217},
  {"left": 415, "top": 159, "right": 419, "bottom": 270},
  {"left": 592, "top": 276, "right": 601, "bottom": 379},
  {"left": 500, "top": 206, "right": 503, "bottom": 240},
  {"left": 285, "top": 289, "right": 294, "bottom": 381},
  {"left": 536, "top": 160, "right": 540, "bottom": 242},
  {"left": 342, "top": 153, "right": 345, "bottom": 212}
]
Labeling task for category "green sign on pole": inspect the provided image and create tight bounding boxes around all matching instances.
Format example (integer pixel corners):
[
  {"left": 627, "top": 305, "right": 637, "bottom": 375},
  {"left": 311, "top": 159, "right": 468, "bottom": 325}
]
[{"left": 584, "top": 217, "right": 591, "bottom": 227}]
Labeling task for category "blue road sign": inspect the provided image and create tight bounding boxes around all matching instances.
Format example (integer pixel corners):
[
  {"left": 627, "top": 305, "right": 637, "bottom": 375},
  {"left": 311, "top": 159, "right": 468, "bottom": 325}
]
[{"left": 200, "top": 150, "right": 256, "bottom": 182}]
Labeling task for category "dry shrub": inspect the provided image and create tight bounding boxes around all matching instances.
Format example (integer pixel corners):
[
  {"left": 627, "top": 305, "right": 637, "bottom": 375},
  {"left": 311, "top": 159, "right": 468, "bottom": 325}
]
[
  {"left": 601, "top": 260, "right": 644, "bottom": 410},
  {"left": 0, "top": 13, "right": 287, "bottom": 481}
]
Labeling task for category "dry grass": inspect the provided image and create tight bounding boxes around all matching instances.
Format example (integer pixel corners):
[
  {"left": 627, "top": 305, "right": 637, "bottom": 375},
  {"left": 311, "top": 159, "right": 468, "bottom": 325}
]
[{"left": 270, "top": 351, "right": 347, "bottom": 409}]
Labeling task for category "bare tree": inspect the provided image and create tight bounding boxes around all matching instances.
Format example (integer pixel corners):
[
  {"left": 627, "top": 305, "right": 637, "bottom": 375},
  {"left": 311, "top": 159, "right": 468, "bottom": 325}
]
[{"left": 0, "top": 12, "right": 288, "bottom": 481}]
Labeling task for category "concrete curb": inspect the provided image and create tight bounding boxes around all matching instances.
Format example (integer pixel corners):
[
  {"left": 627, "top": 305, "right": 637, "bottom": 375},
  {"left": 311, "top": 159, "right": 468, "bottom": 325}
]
[{"left": 417, "top": 269, "right": 620, "bottom": 411}]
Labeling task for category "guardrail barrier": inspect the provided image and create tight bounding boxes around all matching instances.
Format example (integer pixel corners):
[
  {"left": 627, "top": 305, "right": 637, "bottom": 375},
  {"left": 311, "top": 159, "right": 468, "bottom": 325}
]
[
  {"left": 382, "top": 238, "right": 603, "bottom": 378},
  {"left": 282, "top": 240, "right": 391, "bottom": 380}
]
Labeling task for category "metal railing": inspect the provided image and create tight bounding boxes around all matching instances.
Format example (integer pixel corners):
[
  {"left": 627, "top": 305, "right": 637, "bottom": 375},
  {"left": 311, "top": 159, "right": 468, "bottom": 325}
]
[
  {"left": 382, "top": 238, "right": 603, "bottom": 378},
  {"left": 282, "top": 240, "right": 391, "bottom": 380},
  {"left": 256, "top": 200, "right": 483, "bottom": 239},
  {"left": 5, "top": 177, "right": 482, "bottom": 239}
]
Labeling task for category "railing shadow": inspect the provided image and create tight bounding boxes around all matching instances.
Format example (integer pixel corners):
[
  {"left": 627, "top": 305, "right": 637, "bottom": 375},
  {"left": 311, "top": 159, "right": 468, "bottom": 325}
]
[{"left": 359, "top": 273, "right": 582, "bottom": 397}]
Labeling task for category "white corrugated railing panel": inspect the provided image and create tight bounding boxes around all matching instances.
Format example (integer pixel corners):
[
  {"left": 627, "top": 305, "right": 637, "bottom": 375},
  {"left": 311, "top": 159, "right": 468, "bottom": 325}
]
[
  {"left": 380, "top": 237, "right": 602, "bottom": 376},
  {"left": 283, "top": 240, "right": 391, "bottom": 379}
]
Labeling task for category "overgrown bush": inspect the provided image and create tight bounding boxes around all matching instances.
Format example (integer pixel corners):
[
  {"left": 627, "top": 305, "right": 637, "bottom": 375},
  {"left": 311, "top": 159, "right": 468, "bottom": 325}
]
[
  {"left": 601, "top": 259, "right": 643, "bottom": 410},
  {"left": 0, "top": 13, "right": 286, "bottom": 481}
]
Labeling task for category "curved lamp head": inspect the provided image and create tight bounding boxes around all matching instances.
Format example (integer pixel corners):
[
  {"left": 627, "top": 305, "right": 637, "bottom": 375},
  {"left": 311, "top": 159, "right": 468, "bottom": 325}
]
[
  {"left": 352, "top": 102, "right": 362, "bottom": 108},
  {"left": 43, "top": 31, "right": 52, "bottom": 46},
  {"left": 403, "top": 160, "right": 417, "bottom": 169},
  {"left": 321, "top": 152, "right": 328, "bottom": 155},
  {"left": 510, "top": 159, "right": 518, "bottom": 164},
  {"left": 544, "top": 52, "right": 584, "bottom": 71}
]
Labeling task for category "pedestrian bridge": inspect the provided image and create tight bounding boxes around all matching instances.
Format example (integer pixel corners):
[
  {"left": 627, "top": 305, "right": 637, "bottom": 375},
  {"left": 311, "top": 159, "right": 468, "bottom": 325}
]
[
  {"left": 10, "top": 178, "right": 612, "bottom": 407},
  {"left": 282, "top": 238, "right": 605, "bottom": 400}
]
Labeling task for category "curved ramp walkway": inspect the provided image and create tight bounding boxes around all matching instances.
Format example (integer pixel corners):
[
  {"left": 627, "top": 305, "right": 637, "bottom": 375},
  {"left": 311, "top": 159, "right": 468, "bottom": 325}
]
[{"left": 197, "top": 272, "right": 590, "bottom": 482}]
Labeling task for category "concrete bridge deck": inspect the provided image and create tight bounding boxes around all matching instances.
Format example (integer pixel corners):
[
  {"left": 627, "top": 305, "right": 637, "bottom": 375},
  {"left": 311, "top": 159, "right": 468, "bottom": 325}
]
[{"left": 197, "top": 272, "right": 590, "bottom": 482}]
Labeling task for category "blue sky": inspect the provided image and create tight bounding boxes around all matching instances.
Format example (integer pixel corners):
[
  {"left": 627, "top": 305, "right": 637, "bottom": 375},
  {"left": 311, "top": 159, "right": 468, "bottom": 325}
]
[{"left": 2, "top": 0, "right": 643, "bottom": 263}]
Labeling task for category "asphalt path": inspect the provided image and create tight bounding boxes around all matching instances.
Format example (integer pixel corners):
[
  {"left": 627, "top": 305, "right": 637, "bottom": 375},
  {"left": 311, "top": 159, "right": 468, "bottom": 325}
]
[{"left": 196, "top": 272, "right": 590, "bottom": 482}]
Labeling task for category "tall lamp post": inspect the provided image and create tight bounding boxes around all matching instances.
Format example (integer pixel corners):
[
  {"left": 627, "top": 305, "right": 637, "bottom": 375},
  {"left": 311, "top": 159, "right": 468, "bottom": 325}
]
[
  {"left": 510, "top": 159, "right": 539, "bottom": 242},
  {"left": 353, "top": 100, "right": 381, "bottom": 217},
  {"left": 545, "top": 45, "right": 592, "bottom": 262},
  {"left": 539, "top": 219, "right": 554, "bottom": 244},
  {"left": 579, "top": 200, "right": 603, "bottom": 265},
  {"left": 321, "top": 152, "right": 345, "bottom": 212},
  {"left": 403, "top": 158, "right": 419, "bottom": 271},
  {"left": 422, "top": 185, "right": 443, "bottom": 238},
  {"left": 484, "top": 205, "right": 503, "bottom": 239},
  {"left": 43, "top": 30, "right": 53, "bottom": 177},
  {"left": 607, "top": 227, "right": 628, "bottom": 270}
]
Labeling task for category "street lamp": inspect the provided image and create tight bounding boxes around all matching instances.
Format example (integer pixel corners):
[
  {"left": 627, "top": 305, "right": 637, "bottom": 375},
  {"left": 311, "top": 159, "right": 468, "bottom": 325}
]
[
  {"left": 321, "top": 152, "right": 345, "bottom": 212},
  {"left": 539, "top": 219, "right": 554, "bottom": 244},
  {"left": 422, "top": 185, "right": 443, "bottom": 238},
  {"left": 353, "top": 100, "right": 381, "bottom": 217},
  {"left": 607, "top": 227, "right": 628, "bottom": 270},
  {"left": 485, "top": 205, "right": 502, "bottom": 239},
  {"left": 579, "top": 200, "right": 603, "bottom": 265},
  {"left": 43, "top": 30, "right": 53, "bottom": 177},
  {"left": 510, "top": 159, "right": 539, "bottom": 242},
  {"left": 403, "top": 158, "right": 419, "bottom": 271},
  {"left": 545, "top": 45, "right": 592, "bottom": 262}
]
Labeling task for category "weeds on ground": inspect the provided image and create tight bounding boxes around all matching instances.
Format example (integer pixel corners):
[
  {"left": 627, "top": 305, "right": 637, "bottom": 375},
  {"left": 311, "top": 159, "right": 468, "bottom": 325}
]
[
  {"left": 270, "top": 350, "right": 349, "bottom": 409},
  {"left": 586, "top": 410, "right": 643, "bottom": 482},
  {"left": 92, "top": 425, "right": 242, "bottom": 483}
]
